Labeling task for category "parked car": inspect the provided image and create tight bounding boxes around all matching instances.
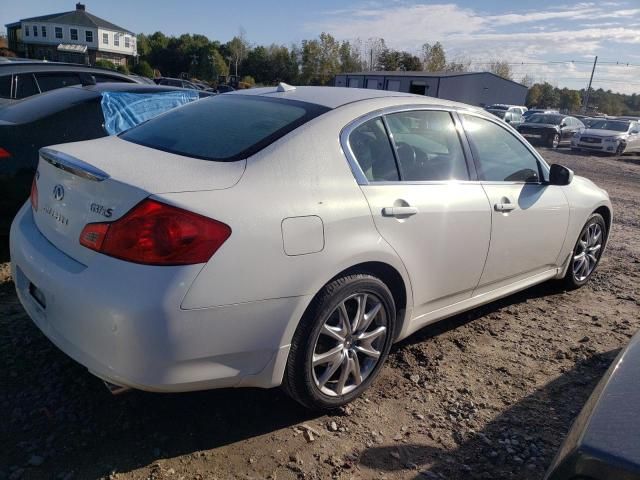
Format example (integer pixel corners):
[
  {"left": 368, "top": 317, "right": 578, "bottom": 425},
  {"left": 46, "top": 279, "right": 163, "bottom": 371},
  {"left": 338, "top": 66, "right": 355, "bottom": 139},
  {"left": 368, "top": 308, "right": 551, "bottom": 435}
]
[
  {"left": 581, "top": 117, "right": 601, "bottom": 128},
  {"left": 154, "top": 77, "right": 200, "bottom": 90},
  {"left": 10, "top": 85, "right": 611, "bottom": 409},
  {"left": 522, "top": 108, "right": 559, "bottom": 120},
  {"left": 485, "top": 104, "right": 527, "bottom": 115},
  {"left": 571, "top": 119, "right": 640, "bottom": 155},
  {"left": 215, "top": 84, "right": 235, "bottom": 93},
  {"left": 0, "top": 61, "right": 143, "bottom": 105},
  {"left": 486, "top": 107, "right": 523, "bottom": 126},
  {"left": 517, "top": 113, "right": 585, "bottom": 148},
  {"left": 0, "top": 83, "right": 210, "bottom": 235},
  {"left": 545, "top": 330, "right": 640, "bottom": 480}
]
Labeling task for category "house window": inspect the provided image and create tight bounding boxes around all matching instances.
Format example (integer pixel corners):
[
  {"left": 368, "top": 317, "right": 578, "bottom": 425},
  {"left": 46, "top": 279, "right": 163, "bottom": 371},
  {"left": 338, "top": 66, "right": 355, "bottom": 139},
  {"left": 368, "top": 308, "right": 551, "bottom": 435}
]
[
  {"left": 114, "top": 34, "right": 119, "bottom": 46},
  {"left": 33, "top": 25, "right": 38, "bottom": 37},
  {"left": 55, "top": 27, "right": 62, "bottom": 39},
  {"left": 70, "top": 28, "right": 78, "bottom": 40},
  {"left": 102, "top": 33, "right": 109, "bottom": 44},
  {"left": 25, "top": 25, "right": 30, "bottom": 36},
  {"left": 41, "top": 26, "right": 47, "bottom": 37},
  {"left": 86, "top": 31, "right": 93, "bottom": 42},
  {"left": 124, "top": 36, "right": 130, "bottom": 48}
]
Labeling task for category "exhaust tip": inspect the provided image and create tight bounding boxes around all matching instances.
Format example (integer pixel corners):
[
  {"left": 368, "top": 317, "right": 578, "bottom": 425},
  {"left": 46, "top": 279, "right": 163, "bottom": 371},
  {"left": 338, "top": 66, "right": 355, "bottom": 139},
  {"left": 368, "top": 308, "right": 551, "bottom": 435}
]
[{"left": 103, "top": 380, "right": 131, "bottom": 395}]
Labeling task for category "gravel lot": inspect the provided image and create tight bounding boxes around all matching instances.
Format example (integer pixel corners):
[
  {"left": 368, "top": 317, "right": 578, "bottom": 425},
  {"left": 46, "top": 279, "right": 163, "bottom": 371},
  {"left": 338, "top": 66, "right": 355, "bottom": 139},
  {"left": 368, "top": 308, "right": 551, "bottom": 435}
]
[{"left": 1, "top": 147, "right": 639, "bottom": 480}]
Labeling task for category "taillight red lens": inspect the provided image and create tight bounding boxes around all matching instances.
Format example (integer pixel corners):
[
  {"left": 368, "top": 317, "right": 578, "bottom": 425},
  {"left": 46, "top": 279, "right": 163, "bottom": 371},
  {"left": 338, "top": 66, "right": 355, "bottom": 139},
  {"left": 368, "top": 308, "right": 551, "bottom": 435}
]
[
  {"left": 30, "top": 176, "right": 38, "bottom": 212},
  {"left": 79, "top": 199, "right": 231, "bottom": 265},
  {"left": 0, "top": 147, "right": 11, "bottom": 159}
]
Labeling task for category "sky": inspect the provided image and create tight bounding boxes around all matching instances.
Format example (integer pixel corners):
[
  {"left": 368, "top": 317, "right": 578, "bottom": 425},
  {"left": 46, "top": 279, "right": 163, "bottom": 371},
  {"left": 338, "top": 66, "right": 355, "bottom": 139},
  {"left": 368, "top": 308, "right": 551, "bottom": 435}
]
[{"left": 3, "top": 0, "right": 640, "bottom": 94}]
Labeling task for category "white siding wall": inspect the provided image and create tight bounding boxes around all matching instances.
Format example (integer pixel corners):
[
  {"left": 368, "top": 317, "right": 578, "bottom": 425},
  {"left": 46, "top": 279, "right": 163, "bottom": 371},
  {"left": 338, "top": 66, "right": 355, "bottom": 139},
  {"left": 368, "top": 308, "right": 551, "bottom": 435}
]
[
  {"left": 21, "top": 21, "right": 98, "bottom": 49},
  {"left": 97, "top": 28, "right": 136, "bottom": 56}
]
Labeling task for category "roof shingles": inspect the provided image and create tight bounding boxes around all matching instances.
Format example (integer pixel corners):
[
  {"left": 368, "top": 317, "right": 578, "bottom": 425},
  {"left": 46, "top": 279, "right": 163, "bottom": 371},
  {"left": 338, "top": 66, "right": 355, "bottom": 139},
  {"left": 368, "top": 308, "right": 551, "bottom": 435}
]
[{"left": 20, "top": 8, "right": 133, "bottom": 34}]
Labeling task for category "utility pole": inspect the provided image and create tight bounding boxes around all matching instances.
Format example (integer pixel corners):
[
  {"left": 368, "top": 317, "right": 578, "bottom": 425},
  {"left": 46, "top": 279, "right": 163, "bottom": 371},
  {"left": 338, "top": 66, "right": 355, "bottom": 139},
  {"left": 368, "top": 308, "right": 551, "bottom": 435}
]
[{"left": 582, "top": 55, "right": 598, "bottom": 114}]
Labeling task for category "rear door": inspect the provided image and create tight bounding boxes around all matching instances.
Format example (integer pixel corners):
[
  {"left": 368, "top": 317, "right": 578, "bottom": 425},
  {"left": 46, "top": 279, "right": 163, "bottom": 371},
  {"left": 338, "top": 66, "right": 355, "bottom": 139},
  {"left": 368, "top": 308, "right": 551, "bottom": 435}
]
[
  {"left": 460, "top": 113, "right": 569, "bottom": 292},
  {"left": 344, "top": 108, "right": 492, "bottom": 318}
]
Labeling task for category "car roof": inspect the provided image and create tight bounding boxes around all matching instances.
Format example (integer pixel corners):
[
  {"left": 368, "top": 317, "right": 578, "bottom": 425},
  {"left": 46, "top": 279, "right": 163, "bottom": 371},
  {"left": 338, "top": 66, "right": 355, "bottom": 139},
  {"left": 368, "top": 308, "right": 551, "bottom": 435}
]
[
  {"left": 0, "top": 61, "right": 137, "bottom": 80},
  {"left": 231, "top": 86, "right": 422, "bottom": 109},
  {"left": 0, "top": 83, "right": 208, "bottom": 124}
]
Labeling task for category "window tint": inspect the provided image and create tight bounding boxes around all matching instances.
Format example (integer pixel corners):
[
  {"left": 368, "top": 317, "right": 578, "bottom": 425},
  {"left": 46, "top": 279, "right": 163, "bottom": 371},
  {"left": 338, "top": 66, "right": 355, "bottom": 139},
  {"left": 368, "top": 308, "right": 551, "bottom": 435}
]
[
  {"left": 462, "top": 114, "right": 541, "bottom": 182},
  {"left": 15, "top": 74, "right": 39, "bottom": 99},
  {"left": 93, "top": 74, "right": 129, "bottom": 84},
  {"left": 35, "top": 73, "right": 82, "bottom": 92},
  {"left": 386, "top": 110, "right": 468, "bottom": 181},
  {"left": 121, "top": 95, "right": 329, "bottom": 161},
  {"left": 0, "top": 75, "right": 11, "bottom": 99},
  {"left": 349, "top": 118, "right": 399, "bottom": 182}
]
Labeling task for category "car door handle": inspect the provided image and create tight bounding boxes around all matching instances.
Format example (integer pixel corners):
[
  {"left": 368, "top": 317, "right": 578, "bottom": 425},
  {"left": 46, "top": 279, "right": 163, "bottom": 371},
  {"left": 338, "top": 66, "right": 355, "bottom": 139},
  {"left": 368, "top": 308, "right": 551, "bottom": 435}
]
[
  {"left": 382, "top": 206, "right": 418, "bottom": 217},
  {"left": 494, "top": 202, "right": 516, "bottom": 212}
]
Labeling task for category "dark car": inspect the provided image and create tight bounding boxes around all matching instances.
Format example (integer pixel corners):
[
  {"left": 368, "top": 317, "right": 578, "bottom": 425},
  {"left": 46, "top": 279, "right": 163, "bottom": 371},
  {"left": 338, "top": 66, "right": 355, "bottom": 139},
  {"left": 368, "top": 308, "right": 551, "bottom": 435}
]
[
  {"left": 0, "top": 61, "right": 143, "bottom": 105},
  {"left": 0, "top": 83, "right": 211, "bottom": 235},
  {"left": 154, "top": 77, "right": 200, "bottom": 90},
  {"left": 517, "top": 113, "right": 584, "bottom": 148},
  {"left": 545, "top": 330, "right": 640, "bottom": 480},
  {"left": 522, "top": 108, "right": 559, "bottom": 120},
  {"left": 215, "top": 84, "right": 236, "bottom": 94}
]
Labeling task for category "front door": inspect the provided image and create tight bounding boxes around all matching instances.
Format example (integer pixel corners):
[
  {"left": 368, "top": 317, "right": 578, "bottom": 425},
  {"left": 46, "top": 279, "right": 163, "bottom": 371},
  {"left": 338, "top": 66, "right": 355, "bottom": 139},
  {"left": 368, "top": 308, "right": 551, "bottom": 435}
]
[
  {"left": 460, "top": 113, "right": 570, "bottom": 292},
  {"left": 345, "top": 110, "right": 492, "bottom": 318}
]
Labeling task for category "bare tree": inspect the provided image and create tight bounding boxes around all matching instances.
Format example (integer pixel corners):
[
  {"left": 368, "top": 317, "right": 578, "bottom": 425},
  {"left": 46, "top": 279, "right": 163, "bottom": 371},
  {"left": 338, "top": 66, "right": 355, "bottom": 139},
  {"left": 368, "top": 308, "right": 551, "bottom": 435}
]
[
  {"left": 363, "top": 37, "right": 386, "bottom": 71},
  {"left": 520, "top": 74, "right": 535, "bottom": 87},
  {"left": 489, "top": 60, "right": 512, "bottom": 80},
  {"left": 228, "top": 27, "right": 249, "bottom": 77},
  {"left": 421, "top": 42, "right": 447, "bottom": 72}
]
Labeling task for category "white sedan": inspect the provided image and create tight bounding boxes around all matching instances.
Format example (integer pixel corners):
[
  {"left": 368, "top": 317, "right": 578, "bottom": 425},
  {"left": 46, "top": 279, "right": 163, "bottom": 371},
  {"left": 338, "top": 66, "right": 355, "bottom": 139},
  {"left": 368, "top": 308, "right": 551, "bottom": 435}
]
[{"left": 11, "top": 85, "right": 612, "bottom": 409}]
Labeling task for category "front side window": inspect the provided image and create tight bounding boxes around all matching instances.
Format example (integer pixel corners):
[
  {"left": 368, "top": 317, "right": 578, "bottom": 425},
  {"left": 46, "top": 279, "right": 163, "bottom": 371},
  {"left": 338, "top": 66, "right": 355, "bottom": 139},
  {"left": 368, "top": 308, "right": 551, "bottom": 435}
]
[
  {"left": 15, "top": 74, "right": 40, "bottom": 99},
  {"left": 121, "top": 95, "right": 329, "bottom": 162},
  {"left": 385, "top": 110, "right": 469, "bottom": 181},
  {"left": 70, "top": 28, "right": 78, "bottom": 40},
  {"left": 86, "top": 30, "right": 93, "bottom": 42},
  {"left": 41, "top": 26, "right": 47, "bottom": 37},
  {"left": 35, "top": 73, "right": 82, "bottom": 92},
  {"left": 349, "top": 118, "right": 399, "bottom": 182},
  {"left": 55, "top": 27, "right": 63, "bottom": 39},
  {"left": 102, "top": 33, "right": 109, "bottom": 44},
  {"left": 461, "top": 114, "right": 542, "bottom": 183}
]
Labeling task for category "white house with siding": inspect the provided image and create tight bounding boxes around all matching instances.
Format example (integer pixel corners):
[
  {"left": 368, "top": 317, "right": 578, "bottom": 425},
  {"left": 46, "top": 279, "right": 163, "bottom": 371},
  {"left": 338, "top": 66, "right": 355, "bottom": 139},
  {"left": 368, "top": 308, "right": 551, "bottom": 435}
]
[{"left": 6, "top": 3, "right": 137, "bottom": 66}]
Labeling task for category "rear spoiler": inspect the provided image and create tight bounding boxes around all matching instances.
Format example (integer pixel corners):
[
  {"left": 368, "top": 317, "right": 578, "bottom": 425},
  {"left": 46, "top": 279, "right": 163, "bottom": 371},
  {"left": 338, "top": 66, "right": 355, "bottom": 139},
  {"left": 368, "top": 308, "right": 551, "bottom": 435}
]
[{"left": 40, "top": 148, "right": 109, "bottom": 182}]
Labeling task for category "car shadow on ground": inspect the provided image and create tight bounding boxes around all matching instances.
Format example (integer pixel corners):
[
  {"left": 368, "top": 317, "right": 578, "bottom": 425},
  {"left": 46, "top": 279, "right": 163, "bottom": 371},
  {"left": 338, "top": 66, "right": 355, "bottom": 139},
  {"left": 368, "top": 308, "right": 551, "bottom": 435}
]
[{"left": 358, "top": 349, "right": 618, "bottom": 480}]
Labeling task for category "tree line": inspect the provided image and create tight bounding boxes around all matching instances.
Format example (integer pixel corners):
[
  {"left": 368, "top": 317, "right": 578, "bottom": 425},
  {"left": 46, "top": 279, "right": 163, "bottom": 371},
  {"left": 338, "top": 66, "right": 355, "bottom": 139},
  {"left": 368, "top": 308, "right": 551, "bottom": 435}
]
[
  {"left": 126, "top": 31, "right": 513, "bottom": 86},
  {"left": 526, "top": 82, "right": 640, "bottom": 116}
]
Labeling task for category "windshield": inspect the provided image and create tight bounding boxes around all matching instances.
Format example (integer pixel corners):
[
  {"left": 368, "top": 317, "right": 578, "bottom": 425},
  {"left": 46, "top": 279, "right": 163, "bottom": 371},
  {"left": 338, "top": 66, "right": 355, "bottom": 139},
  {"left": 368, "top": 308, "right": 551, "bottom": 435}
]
[
  {"left": 588, "top": 120, "right": 630, "bottom": 132},
  {"left": 121, "top": 94, "right": 329, "bottom": 161},
  {"left": 527, "top": 114, "right": 563, "bottom": 125},
  {"left": 487, "top": 105, "right": 508, "bottom": 111}
]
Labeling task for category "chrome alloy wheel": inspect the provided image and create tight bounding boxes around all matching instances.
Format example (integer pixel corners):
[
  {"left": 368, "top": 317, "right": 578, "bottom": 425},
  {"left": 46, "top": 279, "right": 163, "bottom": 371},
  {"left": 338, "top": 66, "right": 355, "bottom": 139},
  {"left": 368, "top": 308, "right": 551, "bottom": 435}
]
[
  {"left": 311, "top": 293, "right": 388, "bottom": 396},
  {"left": 573, "top": 222, "right": 603, "bottom": 282}
]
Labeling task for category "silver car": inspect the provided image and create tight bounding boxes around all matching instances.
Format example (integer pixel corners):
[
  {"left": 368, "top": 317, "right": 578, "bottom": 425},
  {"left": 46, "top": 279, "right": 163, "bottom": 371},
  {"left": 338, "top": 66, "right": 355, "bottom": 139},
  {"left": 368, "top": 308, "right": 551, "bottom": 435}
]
[
  {"left": 572, "top": 119, "right": 640, "bottom": 155},
  {"left": 11, "top": 86, "right": 612, "bottom": 409}
]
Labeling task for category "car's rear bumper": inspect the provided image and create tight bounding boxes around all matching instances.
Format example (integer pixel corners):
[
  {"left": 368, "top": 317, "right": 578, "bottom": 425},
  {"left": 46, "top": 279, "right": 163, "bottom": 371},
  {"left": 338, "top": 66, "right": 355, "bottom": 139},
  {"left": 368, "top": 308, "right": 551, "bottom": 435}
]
[{"left": 10, "top": 204, "right": 301, "bottom": 392}]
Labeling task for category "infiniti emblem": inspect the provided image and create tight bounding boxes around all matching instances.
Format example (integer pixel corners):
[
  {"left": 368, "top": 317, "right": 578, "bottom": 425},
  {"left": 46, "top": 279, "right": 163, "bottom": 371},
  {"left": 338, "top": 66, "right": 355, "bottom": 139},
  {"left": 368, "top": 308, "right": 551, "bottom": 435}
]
[{"left": 53, "top": 184, "right": 65, "bottom": 201}]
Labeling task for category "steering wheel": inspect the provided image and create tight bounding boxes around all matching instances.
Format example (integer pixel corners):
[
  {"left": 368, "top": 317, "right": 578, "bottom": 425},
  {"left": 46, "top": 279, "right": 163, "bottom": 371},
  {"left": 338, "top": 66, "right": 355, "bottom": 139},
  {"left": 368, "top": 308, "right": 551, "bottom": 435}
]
[{"left": 395, "top": 142, "right": 417, "bottom": 166}]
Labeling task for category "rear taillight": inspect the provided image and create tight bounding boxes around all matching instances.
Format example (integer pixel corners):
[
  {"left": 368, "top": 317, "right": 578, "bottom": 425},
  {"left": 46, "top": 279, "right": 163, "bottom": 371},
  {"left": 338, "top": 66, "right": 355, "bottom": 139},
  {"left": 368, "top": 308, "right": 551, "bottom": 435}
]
[
  {"left": 79, "top": 199, "right": 231, "bottom": 265},
  {"left": 30, "top": 175, "right": 38, "bottom": 212},
  {"left": 0, "top": 147, "right": 11, "bottom": 159}
]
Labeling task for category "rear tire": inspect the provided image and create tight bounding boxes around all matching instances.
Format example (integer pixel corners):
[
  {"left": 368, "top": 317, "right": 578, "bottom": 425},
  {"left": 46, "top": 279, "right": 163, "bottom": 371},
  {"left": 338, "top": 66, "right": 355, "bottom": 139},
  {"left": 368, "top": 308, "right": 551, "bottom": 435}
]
[
  {"left": 283, "top": 274, "right": 396, "bottom": 410},
  {"left": 563, "top": 213, "right": 606, "bottom": 289}
]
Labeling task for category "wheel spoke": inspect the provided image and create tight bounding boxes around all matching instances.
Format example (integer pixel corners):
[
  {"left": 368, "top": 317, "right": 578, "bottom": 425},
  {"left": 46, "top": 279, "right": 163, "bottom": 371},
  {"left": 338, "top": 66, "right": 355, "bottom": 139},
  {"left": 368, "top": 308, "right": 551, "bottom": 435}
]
[
  {"left": 351, "top": 294, "right": 367, "bottom": 333},
  {"left": 356, "top": 300, "right": 382, "bottom": 335},
  {"left": 321, "top": 323, "right": 345, "bottom": 342},
  {"left": 338, "top": 303, "right": 352, "bottom": 336},
  {"left": 316, "top": 352, "right": 344, "bottom": 388},
  {"left": 350, "top": 353, "right": 363, "bottom": 386},
  {"left": 313, "top": 344, "right": 343, "bottom": 367},
  {"left": 335, "top": 353, "right": 351, "bottom": 395}
]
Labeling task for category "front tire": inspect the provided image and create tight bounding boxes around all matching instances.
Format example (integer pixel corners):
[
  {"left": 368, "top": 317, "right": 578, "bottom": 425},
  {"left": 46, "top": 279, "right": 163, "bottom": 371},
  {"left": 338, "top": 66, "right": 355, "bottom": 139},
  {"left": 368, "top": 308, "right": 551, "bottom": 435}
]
[
  {"left": 549, "top": 133, "right": 560, "bottom": 148},
  {"left": 563, "top": 213, "right": 606, "bottom": 289},
  {"left": 283, "top": 274, "right": 396, "bottom": 410}
]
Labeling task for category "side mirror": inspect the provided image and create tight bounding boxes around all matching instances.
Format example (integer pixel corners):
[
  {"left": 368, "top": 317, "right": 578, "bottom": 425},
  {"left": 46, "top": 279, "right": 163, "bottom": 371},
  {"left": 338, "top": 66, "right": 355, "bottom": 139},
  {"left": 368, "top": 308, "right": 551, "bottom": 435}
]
[{"left": 549, "top": 164, "right": 573, "bottom": 186}]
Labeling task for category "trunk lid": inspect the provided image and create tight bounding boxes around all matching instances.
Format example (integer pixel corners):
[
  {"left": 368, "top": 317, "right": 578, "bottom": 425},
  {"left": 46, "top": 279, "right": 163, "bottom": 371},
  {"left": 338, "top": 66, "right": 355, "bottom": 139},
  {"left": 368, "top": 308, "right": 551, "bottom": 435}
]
[{"left": 32, "top": 137, "right": 245, "bottom": 265}]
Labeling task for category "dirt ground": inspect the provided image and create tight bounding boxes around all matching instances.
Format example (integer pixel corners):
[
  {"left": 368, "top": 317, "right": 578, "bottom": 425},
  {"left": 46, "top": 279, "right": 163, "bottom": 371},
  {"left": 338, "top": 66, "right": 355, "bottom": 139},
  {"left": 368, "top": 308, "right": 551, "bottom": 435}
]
[{"left": 1, "top": 147, "right": 639, "bottom": 480}]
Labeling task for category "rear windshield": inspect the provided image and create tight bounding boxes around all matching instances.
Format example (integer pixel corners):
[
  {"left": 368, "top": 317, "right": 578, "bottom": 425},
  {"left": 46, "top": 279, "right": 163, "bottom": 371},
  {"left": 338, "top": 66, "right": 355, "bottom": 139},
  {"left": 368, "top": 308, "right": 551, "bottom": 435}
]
[
  {"left": 120, "top": 94, "right": 329, "bottom": 161},
  {"left": 527, "top": 114, "right": 563, "bottom": 125}
]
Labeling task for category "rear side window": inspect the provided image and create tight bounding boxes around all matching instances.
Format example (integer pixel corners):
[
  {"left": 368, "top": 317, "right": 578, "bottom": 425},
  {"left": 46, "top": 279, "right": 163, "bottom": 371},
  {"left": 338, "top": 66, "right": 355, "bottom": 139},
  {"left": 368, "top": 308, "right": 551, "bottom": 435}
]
[
  {"left": 0, "top": 75, "right": 11, "bottom": 99},
  {"left": 349, "top": 118, "right": 399, "bottom": 182},
  {"left": 385, "top": 110, "right": 468, "bottom": 181},
  {"left": 121, "top": 95, "right": 329, "bottom": 161},
  {"left": 35, "top": 73, "right": 82, "bottom": 92},
  {"left": 15, "top": 74, "right": 40, "bottom": 99},
  {"left": 93, "top": 74, "right": 131, "bottom": 84}
]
